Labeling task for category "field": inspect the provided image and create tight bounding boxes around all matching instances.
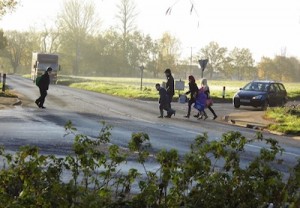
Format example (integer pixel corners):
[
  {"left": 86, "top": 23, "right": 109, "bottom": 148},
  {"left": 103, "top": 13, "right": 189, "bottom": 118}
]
[{"left": 57, "top": 75, "right": 300, "bottom": 101}]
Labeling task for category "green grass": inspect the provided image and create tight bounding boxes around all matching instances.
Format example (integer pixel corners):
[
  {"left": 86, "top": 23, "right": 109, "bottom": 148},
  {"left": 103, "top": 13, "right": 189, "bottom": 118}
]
[
  {"left": 265, "top": 106, "right": 300, "bottom": 135},
  {"left": 70, "top": 81, "right": 158, "bottom": 100}
]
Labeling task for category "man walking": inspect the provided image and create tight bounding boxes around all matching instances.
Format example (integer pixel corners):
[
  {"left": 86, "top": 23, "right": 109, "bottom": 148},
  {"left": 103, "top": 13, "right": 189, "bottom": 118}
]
[
  {"left": 164, "top": 68, "right": 174, "bottom": 106},
  {"left": 35, "top": 67, "right": 52, "bottom": 109},
  {"left": 155, "top": 83, "right": 176, "bottom": 118}
]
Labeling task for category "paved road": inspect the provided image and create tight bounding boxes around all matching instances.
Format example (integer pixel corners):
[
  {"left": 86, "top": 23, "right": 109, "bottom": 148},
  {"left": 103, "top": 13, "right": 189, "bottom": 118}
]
[{"left": 0, "top": 75, "right": 299, "bottom": 176}]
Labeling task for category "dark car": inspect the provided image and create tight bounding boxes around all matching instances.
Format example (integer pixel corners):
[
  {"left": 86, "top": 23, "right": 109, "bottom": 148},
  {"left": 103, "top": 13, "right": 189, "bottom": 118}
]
[{"left": 233, "top": 80, "right": 288, "bottom": 110}]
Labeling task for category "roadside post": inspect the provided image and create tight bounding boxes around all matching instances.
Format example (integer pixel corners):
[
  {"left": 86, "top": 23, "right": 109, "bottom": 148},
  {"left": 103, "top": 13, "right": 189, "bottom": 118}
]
[
  {"left": 222, "top": 86, "right": 226, "bottom": 99},
  {"left": 198, "top": 59, "right": 209, "bottom": 78},
  {"left": 175, "top": 79, "right": 185, "bottom": 96},
  {"left": 2, "top": 73, "right": 6, "bottom": 92},
  {"left": 175, "top": 79, "right": 186, "bottom": 103},
  {"left": 0, "top": 73, "right": 1, "bottom": 83},
  {"left": 139, "top": 65, "right": 144, "bottom": 91}
]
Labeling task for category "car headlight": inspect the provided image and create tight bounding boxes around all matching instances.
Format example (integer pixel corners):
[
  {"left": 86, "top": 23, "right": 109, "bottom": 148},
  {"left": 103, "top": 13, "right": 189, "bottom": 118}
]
[{"left": 253, "top": 95, "right": 263, "bottom": 100}]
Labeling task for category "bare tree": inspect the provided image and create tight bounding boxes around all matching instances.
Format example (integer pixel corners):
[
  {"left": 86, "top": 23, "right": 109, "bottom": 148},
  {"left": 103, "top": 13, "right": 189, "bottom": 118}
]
[
  {"left": 115, "top": 0, "right": 138, "bottom": 69},
  {"left": 58, "top": 0, "right": 100, "bottom": 75},
  {"left": 116, "top": 0, "right": 137, "bottom": 40},
  {"left": 39, "top": 25, "right": 61, "bottom": 53}
]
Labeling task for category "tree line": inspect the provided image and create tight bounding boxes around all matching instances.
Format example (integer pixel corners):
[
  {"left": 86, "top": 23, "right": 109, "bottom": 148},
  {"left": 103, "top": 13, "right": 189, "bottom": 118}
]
[{"left": 0, "top": 0, "right": 299, "bottom": 81}]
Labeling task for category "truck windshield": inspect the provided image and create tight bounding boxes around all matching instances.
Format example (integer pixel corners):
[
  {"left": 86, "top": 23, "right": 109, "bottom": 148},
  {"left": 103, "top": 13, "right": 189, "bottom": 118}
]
[{"left": 37, "top": 63, "right": 58, "bottom": 71}]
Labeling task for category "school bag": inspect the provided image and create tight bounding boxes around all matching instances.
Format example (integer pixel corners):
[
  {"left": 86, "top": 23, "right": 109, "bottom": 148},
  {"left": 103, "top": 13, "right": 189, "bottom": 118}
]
[
  {"left": 178, "top": 94, "right": 187, "bottom": 104},
  {"left": 193, "top": 87, "right": 207, "bottom": 111},
  {"left": 35, "top": 76, "right": 42, "bottom": 87}
]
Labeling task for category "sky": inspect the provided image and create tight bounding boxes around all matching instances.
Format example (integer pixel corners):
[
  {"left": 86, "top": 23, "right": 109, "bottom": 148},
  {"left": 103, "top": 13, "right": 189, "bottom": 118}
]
[{"left": 1, "top": 0, "right": 300, "bottom": 62}]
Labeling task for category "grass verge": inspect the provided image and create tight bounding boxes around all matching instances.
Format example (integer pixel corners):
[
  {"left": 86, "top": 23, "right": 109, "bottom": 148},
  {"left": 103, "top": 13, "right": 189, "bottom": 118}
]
[
  {"left": 0, "top": 83, "right": 18, "bottom": 98},
  {"left": 69, "top": 81, "right": 158, "bottom": 100},
  {"left": 265, "top": 105, "right": 300, "bottom": 135}
]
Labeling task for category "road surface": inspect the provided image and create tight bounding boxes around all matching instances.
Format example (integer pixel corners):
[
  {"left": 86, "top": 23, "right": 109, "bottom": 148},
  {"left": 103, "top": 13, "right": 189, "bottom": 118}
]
[{"left": 0, "top": 75, "right": 299, "bottom": 176}]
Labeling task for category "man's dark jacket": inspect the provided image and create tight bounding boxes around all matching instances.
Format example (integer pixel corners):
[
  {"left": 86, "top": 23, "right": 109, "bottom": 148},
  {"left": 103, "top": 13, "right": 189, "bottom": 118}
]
[
  {"left": 166, "top": 75, "right": 174, "bottom": 97},
  {"left": 38, "top": 72, "right": 50, "bottom": 91}
]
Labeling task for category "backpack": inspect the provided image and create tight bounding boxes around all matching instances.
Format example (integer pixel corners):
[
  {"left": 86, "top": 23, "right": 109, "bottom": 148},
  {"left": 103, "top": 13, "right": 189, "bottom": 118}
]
[{"left": 35, "top": 76, "right": 42, "bottom": 87}]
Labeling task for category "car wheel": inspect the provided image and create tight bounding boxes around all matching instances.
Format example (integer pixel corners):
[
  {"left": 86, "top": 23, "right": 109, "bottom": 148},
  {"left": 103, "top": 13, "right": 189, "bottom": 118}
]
[
  {"left": 234, "top": 100, "right": 240, "bottom": 108},
  {"left": 261, "top": 100, "right": 269, "bottom": 111}
]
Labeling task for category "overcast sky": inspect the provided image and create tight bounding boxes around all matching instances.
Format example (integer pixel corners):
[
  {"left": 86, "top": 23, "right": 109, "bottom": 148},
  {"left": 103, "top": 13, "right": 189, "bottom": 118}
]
[{"left": 1, "top": 0, "right": 300, "bottom": 61}]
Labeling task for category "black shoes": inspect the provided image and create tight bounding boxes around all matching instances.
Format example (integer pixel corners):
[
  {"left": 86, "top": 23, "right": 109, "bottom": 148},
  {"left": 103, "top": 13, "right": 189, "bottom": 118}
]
[
  {"left": 35, "top": 100, "right": 40, "bottom": 107},
  {"left": 35, "top": 100, "right": 46, "bottom": 109},
  {"left": 213, "top": 115, "right": 218, "bottom": 120},
  {"left": 193, "top": 113, "right": 200, "bottom": 118},
  {"left": 165, "top": 111, "right": 176, "bottom": 118}
]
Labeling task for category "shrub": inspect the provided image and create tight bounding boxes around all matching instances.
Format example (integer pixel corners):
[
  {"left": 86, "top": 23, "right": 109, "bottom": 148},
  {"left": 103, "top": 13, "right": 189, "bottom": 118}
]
[{"left": 0, "top": 122, "right": 299, "bottom": 207}]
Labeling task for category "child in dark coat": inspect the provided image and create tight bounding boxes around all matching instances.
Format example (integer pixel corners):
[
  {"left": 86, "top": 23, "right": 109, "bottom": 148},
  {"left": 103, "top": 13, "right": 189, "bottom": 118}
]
[{"left": 155, "top": 83, "right": 176, "bottom": 118}]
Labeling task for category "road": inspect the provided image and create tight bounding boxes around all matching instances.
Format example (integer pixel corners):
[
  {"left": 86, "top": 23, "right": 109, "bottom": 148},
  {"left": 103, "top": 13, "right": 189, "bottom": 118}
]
[{"left": 0, "top": 75, "right": 299, "bottom": 176}]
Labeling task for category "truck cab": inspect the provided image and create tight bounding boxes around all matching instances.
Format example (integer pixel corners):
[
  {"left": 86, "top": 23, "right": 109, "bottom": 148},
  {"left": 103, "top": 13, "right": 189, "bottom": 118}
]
[{"left": 31, "top": 53, "right": 60, "bottom": 84}]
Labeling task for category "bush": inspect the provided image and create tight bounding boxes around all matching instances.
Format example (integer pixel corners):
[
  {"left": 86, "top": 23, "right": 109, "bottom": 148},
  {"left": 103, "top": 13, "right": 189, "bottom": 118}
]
[{"left": 0, "top": 122, "right": 299, "bottom": 207}]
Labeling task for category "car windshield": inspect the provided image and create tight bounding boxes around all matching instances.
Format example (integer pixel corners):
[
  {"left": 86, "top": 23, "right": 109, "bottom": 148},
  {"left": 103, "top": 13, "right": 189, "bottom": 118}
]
[{"left": 242, "top": 82, "right": 269, "bottom": 92}]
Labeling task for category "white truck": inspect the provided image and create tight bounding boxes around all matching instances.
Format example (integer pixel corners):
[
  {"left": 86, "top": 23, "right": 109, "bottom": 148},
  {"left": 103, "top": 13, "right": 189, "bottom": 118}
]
[{"left": 31, "top": 52, "right": 60, "bottom": 84}]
